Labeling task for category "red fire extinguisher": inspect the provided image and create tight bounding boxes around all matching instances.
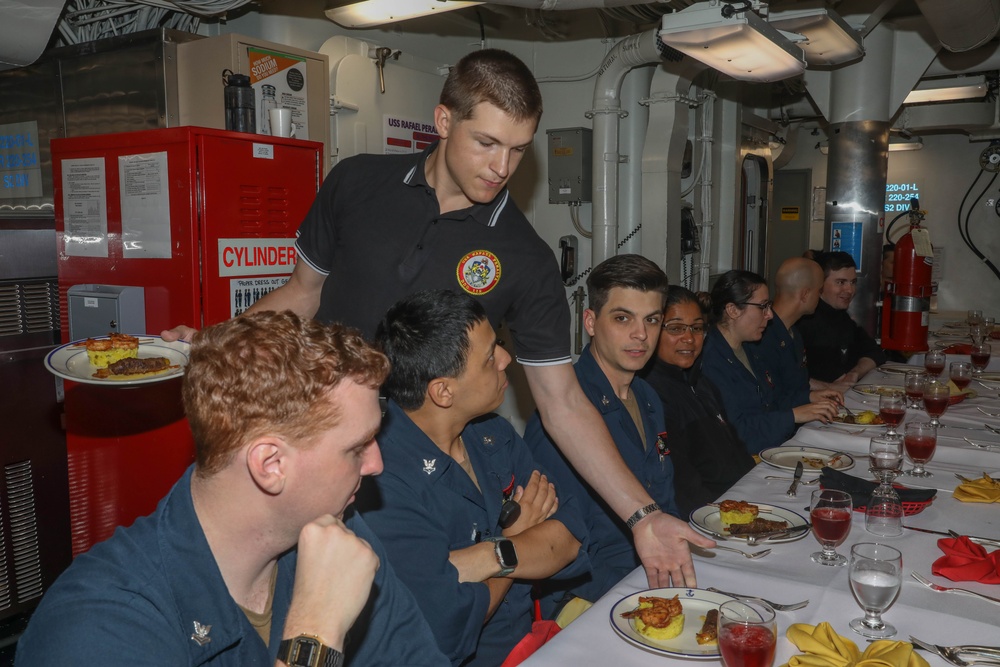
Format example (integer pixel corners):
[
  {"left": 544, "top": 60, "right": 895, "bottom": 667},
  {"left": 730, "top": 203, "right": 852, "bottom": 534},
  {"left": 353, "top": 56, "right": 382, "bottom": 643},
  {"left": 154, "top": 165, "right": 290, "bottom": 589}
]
[{"left": 881, "top": 203, "right": 933, "bottom": 352}]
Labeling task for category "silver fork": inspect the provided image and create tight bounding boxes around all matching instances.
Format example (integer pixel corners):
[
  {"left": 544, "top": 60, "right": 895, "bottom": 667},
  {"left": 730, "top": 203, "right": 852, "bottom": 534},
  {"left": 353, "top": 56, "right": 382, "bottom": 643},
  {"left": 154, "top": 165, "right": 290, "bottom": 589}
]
[
  {"left": 911, "top": 572, "right": 1000, "bottom": 606},
  {"left": 711, "top": 545, "right": 771, "bottom": 559},
  {"left": 985, "top": 423, "right": 1000, "bottom": 435},
  {"left": 705, "top": 587, "right": 809, "bottom": 611},
  {"left": 976, "top": 407, "right": 1000, "bottom": 417},
  {"left": 910, "top": 637, "right": 1000, "bottom": 667}
]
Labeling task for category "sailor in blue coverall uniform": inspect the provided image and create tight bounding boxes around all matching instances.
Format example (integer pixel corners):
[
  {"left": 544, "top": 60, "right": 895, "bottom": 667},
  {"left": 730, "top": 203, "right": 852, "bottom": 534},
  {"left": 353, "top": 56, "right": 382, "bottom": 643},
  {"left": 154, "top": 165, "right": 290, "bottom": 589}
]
[
  {"left": 357, "top": 290, "right": 588, "bottom": 667},
  {"left": 523, "top": 255, "right": 681, "bottom": 614}
]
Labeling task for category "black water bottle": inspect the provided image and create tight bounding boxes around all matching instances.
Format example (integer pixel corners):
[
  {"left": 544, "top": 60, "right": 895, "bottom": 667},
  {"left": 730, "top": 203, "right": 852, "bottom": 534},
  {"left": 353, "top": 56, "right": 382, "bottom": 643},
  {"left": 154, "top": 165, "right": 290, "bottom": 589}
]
[{"left": 223, "top": 70, "right": 255, "bottom": 133}]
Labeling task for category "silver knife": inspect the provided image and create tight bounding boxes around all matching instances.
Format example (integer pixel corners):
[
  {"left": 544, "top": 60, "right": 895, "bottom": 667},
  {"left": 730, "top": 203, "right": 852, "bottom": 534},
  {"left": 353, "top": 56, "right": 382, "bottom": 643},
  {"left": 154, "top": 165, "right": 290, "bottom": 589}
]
[
  {"left": 786, "top": 461, "right": 804, "bottom": 497},
  {"left": 904, "top": 525, "right": 1000, "bottom": 547}
]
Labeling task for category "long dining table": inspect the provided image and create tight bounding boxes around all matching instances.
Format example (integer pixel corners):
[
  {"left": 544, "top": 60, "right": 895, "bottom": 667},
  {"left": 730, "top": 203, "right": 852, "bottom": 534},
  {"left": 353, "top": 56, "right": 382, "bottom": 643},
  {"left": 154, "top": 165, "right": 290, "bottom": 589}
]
[{"left": 521, "top": 356, "right": 1000, "bottom": 666}]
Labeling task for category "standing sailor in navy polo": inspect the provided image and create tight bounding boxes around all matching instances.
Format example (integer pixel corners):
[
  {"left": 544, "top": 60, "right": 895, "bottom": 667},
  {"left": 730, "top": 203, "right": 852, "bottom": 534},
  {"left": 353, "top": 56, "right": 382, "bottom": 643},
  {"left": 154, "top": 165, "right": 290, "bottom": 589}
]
[
  {"left": 358, "top": 290, "right": 588, "bottom": 667},
  {"left": 524, "top": 255, "right": 681, "bottom": 615},
  {"left": 165, "top": 48, "right": 711, "bottom": 588}
]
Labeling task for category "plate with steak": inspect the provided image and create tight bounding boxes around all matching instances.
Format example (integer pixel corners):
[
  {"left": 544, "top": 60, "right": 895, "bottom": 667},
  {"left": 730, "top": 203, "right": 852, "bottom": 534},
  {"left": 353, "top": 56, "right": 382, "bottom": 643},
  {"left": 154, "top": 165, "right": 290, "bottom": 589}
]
[
  {"left": 689, "top": 502, "right": 810, "bottom": 544},
  {"left": 45, "top": 335, "right": 189, "bottom": 386}
]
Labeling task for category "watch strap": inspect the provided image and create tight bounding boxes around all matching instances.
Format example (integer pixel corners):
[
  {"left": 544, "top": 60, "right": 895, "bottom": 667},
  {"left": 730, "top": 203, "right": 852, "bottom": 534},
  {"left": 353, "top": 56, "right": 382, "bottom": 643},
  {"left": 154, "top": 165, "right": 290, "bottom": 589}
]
[
  {"left": 626, "top": 502, "right": 661, "bottom": 529},
  {"left": 482, "top": 536, "right": 516, "bottom": 576},
  {"left": 277, "top": 635, "right": 344, "bottom": 667}
]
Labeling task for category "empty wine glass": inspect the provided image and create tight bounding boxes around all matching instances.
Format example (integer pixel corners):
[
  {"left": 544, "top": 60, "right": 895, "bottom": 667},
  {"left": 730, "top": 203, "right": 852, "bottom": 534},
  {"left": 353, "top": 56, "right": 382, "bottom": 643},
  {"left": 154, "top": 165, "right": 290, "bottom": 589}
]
[
  {"left": 718, "top": 600, "right": 777, "bottom": 667},
  {"left": 970, "top": 324, "right": 988, "bottom": 346},
  {"left": 866, "top": 435, "right": 903, "bottom": 537},
  {"left": 972, "top": 342, "right": 991, "bottom": 375},
  {"left": 924, "top": 350, "right": 946, "bottom": 378},
  {"left": 849, "top": 542, "right": 902, "bottom": 638},
  {"left": 968, "top": 309, "right": 984, "bottom": 326},
  {"left": 903, "top": 370, "right": 928, "bottom": 409},
  {"left": 810, "top": 489, "right": 852, "bottom": 567},
  {"left": 922, "top": 380, "right": 949, "bottom": 427},
  {"left": 903, "top": 421, "right": 937, "bottom": 478},
  {"left": 878, "top": 389, "right": 905, "bottom": 436},
  {"left": 950, "top": 361, "right": 972, "bottom": 391}
]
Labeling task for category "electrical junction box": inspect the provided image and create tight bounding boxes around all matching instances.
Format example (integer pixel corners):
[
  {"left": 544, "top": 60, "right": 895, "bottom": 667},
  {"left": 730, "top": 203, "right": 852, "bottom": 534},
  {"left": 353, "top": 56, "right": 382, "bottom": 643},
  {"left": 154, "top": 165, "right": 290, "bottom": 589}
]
[
  {"left": 67, "top": 284, "right": 146, "bottom": 340},
  {"left": 547, "top": 127, "right": 592, "bottom": 204}
]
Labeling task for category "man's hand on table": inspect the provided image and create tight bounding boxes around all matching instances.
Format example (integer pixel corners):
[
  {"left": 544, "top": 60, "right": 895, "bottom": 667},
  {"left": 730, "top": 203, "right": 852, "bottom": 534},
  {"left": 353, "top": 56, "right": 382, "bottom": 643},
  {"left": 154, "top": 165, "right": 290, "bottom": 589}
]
[
  {"left": 160, "top": 325, "right": 197, "bottom": 343},
  {"left": 632, "top": 511, "right": 715, "bottom": 588}
]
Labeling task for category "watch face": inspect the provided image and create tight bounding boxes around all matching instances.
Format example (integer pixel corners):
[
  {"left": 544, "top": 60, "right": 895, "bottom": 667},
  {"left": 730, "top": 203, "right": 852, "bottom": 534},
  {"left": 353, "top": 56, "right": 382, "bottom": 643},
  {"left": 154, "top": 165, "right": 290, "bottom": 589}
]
[
  {"left": 290, "top": 636, "right": 320, "bottom": 667},
  {"left": 496, "top": 538, "right": 518, "bottom": 567}
]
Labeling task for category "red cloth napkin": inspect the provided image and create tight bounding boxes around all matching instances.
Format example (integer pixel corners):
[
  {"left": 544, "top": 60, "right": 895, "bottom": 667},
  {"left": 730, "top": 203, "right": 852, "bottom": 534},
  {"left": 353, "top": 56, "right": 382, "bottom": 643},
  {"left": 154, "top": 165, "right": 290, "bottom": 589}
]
[{"left": 931, "top": 536, "right": 1000, "bottom": 584}]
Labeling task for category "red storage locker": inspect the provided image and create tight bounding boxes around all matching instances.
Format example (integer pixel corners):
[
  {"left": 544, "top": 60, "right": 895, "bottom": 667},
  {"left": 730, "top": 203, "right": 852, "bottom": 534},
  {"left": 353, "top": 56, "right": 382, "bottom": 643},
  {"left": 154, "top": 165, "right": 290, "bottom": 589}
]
[{"left": 52, "top": 127, "right": 322, "bottom": 554}]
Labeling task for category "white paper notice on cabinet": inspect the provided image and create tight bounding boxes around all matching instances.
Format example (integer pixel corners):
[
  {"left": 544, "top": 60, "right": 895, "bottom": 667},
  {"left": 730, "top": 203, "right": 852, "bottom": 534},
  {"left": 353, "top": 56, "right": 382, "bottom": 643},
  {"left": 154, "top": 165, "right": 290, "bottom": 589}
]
[
  {"left": 119, "top": 152, "right": 171, "bottom": 259},
  {"left": 61, "top": 157, "right": 108, "bottom": 258}
]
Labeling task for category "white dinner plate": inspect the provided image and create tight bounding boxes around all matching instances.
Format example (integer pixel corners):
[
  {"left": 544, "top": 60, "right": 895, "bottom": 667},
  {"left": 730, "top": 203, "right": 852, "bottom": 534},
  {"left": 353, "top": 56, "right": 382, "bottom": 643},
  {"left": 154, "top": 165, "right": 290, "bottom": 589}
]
[
  {"left": 610, "top": 587, "right": 734, "bottom": 659},
  {"left": 688, "top": 503, "right": 811, "bottom": 544},
  {"left": 877, "top": 364, "right": 918, "bottom": 375},
  {"left": 44, "top": 335, "right": 189, "bottom": 386},
  {"left": 830, "top": 409, "right": 887, "bottom": 430},
  {"left": 758, "top": 445, "right": 855, "bottom": 473}
]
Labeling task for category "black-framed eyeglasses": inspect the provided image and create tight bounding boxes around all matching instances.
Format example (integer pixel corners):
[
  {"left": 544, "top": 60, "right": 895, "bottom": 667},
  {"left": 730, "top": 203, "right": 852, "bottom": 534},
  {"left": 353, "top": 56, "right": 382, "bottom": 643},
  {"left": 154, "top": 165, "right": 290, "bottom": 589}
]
[
  {"left": 741, "top": 300, "right": 774, "bottom": 312},
  {"left": 662, "top": 323, "right": 707, "bottom": 336}
]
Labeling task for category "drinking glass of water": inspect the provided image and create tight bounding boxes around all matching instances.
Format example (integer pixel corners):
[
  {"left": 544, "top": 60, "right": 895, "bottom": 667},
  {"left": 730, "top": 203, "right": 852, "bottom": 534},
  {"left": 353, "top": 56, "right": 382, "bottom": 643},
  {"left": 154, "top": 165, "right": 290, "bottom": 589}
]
[
  {"left": 848, "top": 542, "right": 902, "bottom": 638},
  {"left": 865, "top": 435, "right": 903, "bottom": 537}
]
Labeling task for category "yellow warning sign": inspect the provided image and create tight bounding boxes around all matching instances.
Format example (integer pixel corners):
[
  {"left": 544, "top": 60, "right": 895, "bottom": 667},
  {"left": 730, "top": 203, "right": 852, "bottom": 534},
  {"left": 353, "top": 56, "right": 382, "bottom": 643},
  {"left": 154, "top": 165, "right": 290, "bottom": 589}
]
[
  {"left": 781, "top": 206, "right": 800, "bottom": 221},
  {"left": 553, "top": 147, "right": 573, "bottom": 156}
]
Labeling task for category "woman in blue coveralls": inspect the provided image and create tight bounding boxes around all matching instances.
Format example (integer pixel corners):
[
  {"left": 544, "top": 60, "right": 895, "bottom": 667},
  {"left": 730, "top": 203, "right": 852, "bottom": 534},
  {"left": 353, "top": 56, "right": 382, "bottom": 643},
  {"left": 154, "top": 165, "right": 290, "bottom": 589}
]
[{"left": 701, "top": 271, "right": 839, "bottom": 455}]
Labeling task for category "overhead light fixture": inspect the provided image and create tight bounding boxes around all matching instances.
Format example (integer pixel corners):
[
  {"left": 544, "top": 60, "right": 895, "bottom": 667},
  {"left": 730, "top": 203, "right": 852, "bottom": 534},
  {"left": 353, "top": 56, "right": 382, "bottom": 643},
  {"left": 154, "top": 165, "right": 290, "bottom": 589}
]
[
  {"left": 325, "top": 0, "right": 483, "bottom": 29},
  {"left": 817, "top": 137, "right": 923, "bottom": 154},
  {"left": 888, "top": 137, "right": 923, "bottom": 152},
  {"left": 904, "top": 75, "right": 989, "bottom": 105},
  {"left": 768, "top": 7, "right": 864, "bottom": 66},
  {"left": 659, "top": 0, "right": 806, "bottom": 83}
]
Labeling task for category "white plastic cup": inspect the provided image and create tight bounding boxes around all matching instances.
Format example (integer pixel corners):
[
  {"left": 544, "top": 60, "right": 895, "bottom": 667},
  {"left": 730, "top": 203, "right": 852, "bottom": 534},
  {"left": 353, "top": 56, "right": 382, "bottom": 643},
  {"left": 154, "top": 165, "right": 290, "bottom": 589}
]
[{"left": 268, "top": 108, "right": 295, "bottom": 138}]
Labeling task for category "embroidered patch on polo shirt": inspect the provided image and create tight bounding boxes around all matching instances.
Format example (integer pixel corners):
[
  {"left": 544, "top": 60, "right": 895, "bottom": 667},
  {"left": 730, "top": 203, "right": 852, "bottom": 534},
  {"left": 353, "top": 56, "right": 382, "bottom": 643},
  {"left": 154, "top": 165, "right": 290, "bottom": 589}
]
[{"left": 456, "top": 250, "right": 501, "bottom": 295}]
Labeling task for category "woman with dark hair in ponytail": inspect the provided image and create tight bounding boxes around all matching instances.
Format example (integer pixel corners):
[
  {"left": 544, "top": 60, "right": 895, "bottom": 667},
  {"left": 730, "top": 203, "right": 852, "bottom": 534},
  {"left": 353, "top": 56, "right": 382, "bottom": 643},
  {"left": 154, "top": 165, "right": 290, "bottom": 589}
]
[
  {"left": 642, "top": 286, "right": 754, "bottom": 516},
  {"left": 700, "top": 270, "right": 839, "bottom": 455}
]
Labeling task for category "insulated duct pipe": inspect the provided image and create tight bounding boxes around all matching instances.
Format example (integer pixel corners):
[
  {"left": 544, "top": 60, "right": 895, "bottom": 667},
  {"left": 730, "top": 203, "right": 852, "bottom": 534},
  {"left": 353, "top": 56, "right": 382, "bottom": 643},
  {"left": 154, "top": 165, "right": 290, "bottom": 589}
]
[{"left": 588, "top": 29, "right": 667, "bottom": 266}]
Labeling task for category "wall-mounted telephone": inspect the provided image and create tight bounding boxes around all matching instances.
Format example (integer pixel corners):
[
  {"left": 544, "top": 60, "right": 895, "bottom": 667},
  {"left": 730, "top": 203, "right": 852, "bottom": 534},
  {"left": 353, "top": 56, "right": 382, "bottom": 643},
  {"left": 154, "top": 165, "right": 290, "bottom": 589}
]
[{"left": 559, "top": 235, "right": 578, "bottom": 284}]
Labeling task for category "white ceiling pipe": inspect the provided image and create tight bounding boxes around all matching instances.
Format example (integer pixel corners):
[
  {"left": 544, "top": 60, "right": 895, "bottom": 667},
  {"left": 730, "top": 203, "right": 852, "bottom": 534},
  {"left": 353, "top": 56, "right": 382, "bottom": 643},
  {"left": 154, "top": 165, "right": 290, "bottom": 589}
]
[
  {"left": 483, "top": 0, "right": 666, "bottom": 7},
  {"left": 587, "top": 28, "right": 667, "bottom": 266}
]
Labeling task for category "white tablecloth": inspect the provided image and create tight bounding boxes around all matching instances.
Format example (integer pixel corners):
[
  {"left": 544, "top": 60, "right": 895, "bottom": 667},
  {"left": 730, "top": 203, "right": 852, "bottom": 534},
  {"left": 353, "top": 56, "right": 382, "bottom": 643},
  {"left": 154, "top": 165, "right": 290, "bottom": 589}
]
[{"left": 521, "top": 363, "right": 1000, "bottom": 666}]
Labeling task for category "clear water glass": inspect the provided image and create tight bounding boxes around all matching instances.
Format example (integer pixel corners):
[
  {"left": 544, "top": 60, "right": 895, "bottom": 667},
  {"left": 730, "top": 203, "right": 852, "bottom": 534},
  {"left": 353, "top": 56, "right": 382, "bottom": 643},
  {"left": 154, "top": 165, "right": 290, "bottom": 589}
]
[
  {"left": 866, "top": 435, "right": 903, "bottom": 537},
  {"left": 849, "top": 542, "right": 902, "bottom": 638},
  {"left": 968, "top": 309, "right": 984, "bottom": 326}
]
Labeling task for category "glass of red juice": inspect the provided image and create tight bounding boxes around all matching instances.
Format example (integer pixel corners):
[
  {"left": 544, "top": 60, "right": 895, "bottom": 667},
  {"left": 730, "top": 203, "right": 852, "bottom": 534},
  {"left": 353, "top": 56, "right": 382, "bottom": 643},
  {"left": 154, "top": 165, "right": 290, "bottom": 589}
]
[
  {"left": 924, "top": 350, "right": 946, "bottom": 378},
  {"left": 878, "top": 389, "right": 906, "bottom": 436},
  {"left": 810, "top": 489, "right": 852, "bottom": 566},
  {"left": 950, "top": 361, "right": 972, "bottom": 391},
  {"left": 903, "top": 421, "right": 937, "bottom": 478},
  {"left": 903, "top": 370, "right": 927, "bottom": 410},
  {"left": 922, "top": 380, "right": 949, "bottom": 427},
  {"left": 972, "top": 343, "right": 991, "bottom": 375},
  {"left": 718, "top": 600, "right": 777, "bottom": 667}
]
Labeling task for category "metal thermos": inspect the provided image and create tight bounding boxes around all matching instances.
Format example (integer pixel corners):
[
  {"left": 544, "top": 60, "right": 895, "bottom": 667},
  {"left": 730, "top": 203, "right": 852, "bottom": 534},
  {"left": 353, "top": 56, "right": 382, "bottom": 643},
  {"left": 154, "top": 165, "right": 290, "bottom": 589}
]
[{"left": 223, "top": 70, "right": 255, "bottom": 133}]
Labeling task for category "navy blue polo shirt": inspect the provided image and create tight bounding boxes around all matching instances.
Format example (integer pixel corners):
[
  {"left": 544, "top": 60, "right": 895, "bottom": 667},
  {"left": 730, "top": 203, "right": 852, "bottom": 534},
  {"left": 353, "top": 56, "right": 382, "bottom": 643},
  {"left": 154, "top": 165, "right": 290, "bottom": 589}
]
[
  {"left": 754, "top": 314, "right": 810, "bottom": 410},
  {"left": 295, "top": 144, "right": 570, "bottom": 366}
]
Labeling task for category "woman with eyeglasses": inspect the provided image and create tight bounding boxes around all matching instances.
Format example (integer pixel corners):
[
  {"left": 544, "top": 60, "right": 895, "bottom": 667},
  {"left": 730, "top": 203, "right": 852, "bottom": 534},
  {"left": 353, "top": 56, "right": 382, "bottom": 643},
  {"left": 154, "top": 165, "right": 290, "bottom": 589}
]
[
  {"left": 701, "top": 270, "right": 840, "bottom": 455},
  {"left": 642, "top": 286, "right": 755, "bottom": 516}
]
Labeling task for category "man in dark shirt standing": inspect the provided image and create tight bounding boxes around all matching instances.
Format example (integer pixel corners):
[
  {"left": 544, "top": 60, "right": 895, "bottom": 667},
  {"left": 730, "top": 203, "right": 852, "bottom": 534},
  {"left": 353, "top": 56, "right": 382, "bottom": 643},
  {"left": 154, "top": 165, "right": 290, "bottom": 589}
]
[{"left": 797, "top": 251, "right": 886, "bottom": 384}]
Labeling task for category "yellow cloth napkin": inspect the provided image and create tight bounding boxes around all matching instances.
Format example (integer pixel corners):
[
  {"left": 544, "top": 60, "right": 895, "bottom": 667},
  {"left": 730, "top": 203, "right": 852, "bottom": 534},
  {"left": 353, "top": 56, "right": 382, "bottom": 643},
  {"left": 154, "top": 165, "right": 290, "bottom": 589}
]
[
  {"left": 781, "top": 623, "right": 930, "bottom": 667},
  {"left": 954, "top": 473, "right": 1000, "bottom": 503}
]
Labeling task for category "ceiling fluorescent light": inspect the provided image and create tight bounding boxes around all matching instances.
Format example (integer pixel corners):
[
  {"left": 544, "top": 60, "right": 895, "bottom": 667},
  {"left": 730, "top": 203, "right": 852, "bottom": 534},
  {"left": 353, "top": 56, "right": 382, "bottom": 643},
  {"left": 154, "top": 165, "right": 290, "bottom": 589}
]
[
  {"left": 888, "top": 137, "right": 923, "bottom": 152},
  {"left": 659, "top": 1, "right": 805, "bottom": 83},
  {"left": 904, "top": 75, "right": 988, "bottom": 105},
  {"left": 325, "top": 0, "right": 483, "bottom": 29},
  {"left": 768, "top": 7, "right": 864, "bottom": 66}
]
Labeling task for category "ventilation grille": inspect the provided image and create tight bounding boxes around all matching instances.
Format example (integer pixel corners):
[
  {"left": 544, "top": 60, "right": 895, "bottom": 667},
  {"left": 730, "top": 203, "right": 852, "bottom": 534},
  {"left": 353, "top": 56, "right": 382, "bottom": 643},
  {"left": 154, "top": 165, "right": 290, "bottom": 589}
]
[
  {"left": 4, "top": 461, "right": 43, "bottom": 606},
  {"left": 0, "top": 280, "right": 60, "bottom": 337}
]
